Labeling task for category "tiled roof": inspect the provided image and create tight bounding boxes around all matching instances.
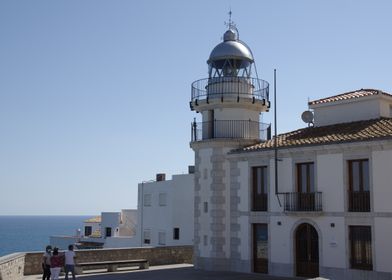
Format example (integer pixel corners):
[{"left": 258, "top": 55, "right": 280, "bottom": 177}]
[
  {"left": 309, "top": 89, "right": 392, "bottom": 106},
  {"left": 241, "top": 118, "right": 392, "bottom": 152},
  {"left": 84, "top": 216, "right": 101, "bottom": 223}
]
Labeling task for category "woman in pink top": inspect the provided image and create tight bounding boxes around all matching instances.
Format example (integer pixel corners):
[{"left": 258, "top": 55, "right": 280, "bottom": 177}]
[{"left": 50, "top": 248, "right": 64, "bottom": 280}]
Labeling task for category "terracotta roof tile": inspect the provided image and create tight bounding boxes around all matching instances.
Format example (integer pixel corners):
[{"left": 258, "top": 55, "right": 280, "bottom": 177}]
[
  {"left": 241, "top": 118, "right": 392, "bottom": 152},
  {"left": 308, "top": 89, "right": 392, "bottom": 106}
]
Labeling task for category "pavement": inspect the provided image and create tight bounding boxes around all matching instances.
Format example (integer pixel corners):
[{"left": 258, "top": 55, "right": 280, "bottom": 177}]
[{"left": 23, "top": 264, "right": 314, "bottom": 280}]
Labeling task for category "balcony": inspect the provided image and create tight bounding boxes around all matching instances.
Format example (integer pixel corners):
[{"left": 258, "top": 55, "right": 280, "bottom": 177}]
[
  {"left": 252, "top": 193, "right": 268, "bottom": 212},
  {"left": 190, "top": 77, "right": 269, "bottom": 109},
  {"left": 284, "top": 192, "right": 322, "bottom": 212},
  {"left": 348, "top": 191, "right": 370, "bottom": 212},
  {"left": 191, "top": 120, "right": 271, "bottom": 142}
]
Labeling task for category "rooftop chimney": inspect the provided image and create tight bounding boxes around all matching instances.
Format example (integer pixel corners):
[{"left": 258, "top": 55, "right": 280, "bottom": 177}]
[{"left": 156, "top": 173, "right": 166, "bottom": 181}]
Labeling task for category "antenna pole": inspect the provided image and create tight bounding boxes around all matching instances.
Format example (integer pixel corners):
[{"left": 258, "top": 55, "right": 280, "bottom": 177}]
[{"left": 274, "top": 69, "right": 282, "bottom": 207}]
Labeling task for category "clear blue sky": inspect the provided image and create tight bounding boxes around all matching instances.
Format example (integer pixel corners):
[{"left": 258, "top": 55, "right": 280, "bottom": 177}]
[{"left": 1, "top": 0, "right": 391, "bottom": 215}]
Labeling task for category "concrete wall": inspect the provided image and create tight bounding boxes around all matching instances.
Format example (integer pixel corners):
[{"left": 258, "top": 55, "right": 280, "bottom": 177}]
[
  {"left": 0, "top": 253, "right": 25, "bottom": 280},
  {"left": 23, "top": 245, "right": 193, "bottom": 275}
]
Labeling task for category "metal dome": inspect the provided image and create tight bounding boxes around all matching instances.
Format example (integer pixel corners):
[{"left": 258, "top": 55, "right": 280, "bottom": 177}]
[{"left": 208, "top": 29, "right": 254, "bottom": 63}]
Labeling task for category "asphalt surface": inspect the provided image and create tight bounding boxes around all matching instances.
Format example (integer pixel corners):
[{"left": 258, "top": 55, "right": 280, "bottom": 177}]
[{"left": 24, "top": 264, "right": 314, "bottom": 280}]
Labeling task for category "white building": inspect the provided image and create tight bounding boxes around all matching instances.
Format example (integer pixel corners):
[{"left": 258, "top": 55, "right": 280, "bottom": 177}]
[
  {"left": 50, "top": 209, "right": 137, "bottom": 249},
  {"left": 137, "top": 170, "right": 194, "bottom": 247},
  {"left": 190, "top": 22, "right": 392, "bottom": 280},
  {"left": 50, "top": 169, "right": 194, "bottom": 249}
]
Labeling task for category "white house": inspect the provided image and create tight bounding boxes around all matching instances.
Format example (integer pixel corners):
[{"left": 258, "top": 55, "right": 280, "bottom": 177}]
[
  {"left": 50, "top": 209, "right": 137, "bottom": 249},
  {"left": 189, "top": 22, "right": 392, "bottom": 280},
  {"left": 137, "top": 169, "right": 194, "bottom": 247}
]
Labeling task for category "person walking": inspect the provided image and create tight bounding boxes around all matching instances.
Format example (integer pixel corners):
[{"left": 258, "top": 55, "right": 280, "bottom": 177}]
[
  {"left": 42, "top": 245, "right": 52, "bottom": 280},
  {"left": 50, "top": 248, "right": 63, "bottom": 280},
  {"left": 64, "top": 244, "right": 77, "bottom": 280}
]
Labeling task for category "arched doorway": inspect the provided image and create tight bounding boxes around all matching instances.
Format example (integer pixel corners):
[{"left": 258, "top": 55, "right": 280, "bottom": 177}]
[{"left": 295, "top": 223, "right": 319, "bottom": 277}]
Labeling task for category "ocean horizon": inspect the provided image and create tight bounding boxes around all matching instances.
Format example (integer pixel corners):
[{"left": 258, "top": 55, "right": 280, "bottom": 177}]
[{"left": 0, "top": 215, "right": 91, "bottom": 257}]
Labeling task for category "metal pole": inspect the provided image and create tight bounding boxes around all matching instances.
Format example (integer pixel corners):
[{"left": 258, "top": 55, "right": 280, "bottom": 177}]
[{"left": 274, "top": 69, "right": 282, "bottom": 207}]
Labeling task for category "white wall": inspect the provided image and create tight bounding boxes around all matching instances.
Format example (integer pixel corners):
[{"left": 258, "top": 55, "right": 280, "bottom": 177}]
[
  {"left": 103, "top": 236, "right": 140, "bottom": 248},
  {"left": 317, "top": 153, "right": 344, "bottom": 212},
  {"left": 119, "top": 209, "right": 137, "bottom": 236},
  {"left": 372, "top": 150, "right": 392, "bottom": 212},
  {"left": 214, "top": 108, "right": 259, "bottom": 122},
  {"left": 238, "top": 161, "right": 249, "bottom": 212},
  {"left": 312, "top": 98, "right": 384, "bottom": 127},
  {"left": 374, "top": 217, "right": 392, "bottom": 273},
  {"left": 138, "top": 173, "right": 194, "bottom": 248},
  {"left": 83, "top": 222, "right": 100, "bottom": 237},
  {"left": 101, "top": 212, "right": 120, "bottom": 238},
  {"left": 269, "top": 157, "right": 292, "bottom": 212},
  {"left": 318, "top": 217, "right": 345, "bottom": 269}
]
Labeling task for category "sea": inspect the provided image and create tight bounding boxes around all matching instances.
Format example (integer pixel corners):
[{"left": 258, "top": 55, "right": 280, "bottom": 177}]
[{"left": 0, "top": 216, "right": 90, "bottom": 257}]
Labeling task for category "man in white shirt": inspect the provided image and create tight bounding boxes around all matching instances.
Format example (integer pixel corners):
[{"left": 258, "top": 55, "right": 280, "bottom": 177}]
[
  {"left": 64, "top": 244, "right": 77, "bottom": 280},
  {"left": 42, "top": 245, "right": 52, "bottom": 280}
]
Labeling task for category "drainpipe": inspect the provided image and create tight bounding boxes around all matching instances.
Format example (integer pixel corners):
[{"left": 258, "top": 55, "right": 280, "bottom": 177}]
[
  {"left": 274, "top": 69, "right": 282, "bottom": 207},
  {"left": 140, "top": 182, "right": 144, "bottom": 247}
]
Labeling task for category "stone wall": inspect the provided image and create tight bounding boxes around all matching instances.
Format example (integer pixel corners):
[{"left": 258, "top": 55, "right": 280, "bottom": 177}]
[
  {"left": 24, "top": 245, "right": 193, "bottom": 275},
  {"left": 0, "top": 253, "right": 25, "bottom": 280}
]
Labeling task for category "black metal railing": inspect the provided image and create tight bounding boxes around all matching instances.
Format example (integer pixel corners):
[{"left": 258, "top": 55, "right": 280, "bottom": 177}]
[
  {"left": 284, "top": 192, "right": 322, "bottom": 212},
  {"left": 191, "top": 120, "right": 270, "bottom": 142},
  {"left": 348, "top": 191, "right": 370, "bottom": 212},
  {"left": 252, "top": 193, "right": 268, "bottom": 212},
  {"left": 191, "top": 77, "right": 269, "bottom": 102}
]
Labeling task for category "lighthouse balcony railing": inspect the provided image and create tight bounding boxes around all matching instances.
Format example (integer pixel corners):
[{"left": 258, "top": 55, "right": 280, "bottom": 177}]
[
  {"left": 191, "top": 120, "right": 271, "bottom": 142},
  {"left": 191, "top": 77, "right": 269, "bottom": 102}
]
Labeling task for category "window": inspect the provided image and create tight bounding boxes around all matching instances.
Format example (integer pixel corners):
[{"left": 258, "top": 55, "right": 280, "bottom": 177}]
[
  {"left": 297, "top": 162, "right": 315, "bottom": 193},
  {"left": 105, "top": 227, "right": 112, "bottom": 238},
  {"left": 143, "top": 230, "right": 151, "bottom": 244},
  {"left": 84, "top": 226, "right": 92, "bottom": 236},
  {"left": 159, "top": 193, "right": 167, "bottom": 206},
  {"left": 158, "top": 231, "right": 166, "bottom": 245},
  {"left": 349, "top": 226, "right": 372, "bottom": 270},
  {"left": 203, "top": 235, "right": 208, "bottom": 246},
  {"left": 348, "top": 159, "right": 370, "bottom": 212},
  {"left": 144, "top": 194, "right": 152, "bottom": 207},
  {"left": 203, "top": 202, "right": 208, "bottom": 213},
  {"left": 252, "top": 166, "right": 268, "bottom": 211},
  {"left": 173, "top": 228, "right": 180, "bottom": 240}
]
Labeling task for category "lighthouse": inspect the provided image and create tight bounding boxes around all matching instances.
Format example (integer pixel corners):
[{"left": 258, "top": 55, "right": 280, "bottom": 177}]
[{"left": 190, "top": 20, "right": 270, "bottom": 270}]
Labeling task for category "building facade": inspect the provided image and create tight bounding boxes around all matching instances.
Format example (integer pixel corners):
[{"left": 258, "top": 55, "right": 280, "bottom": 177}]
[
  {"left": 190, "top": 22, "right": 392, "bottom": 280},
  {"left": 137, "top": 170, "right": 194, "bottom": 247}
]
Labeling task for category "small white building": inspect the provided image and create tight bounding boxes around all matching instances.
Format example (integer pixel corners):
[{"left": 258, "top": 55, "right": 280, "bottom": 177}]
[
  {"left": 50, "top": 209, "right": 137, "bottom": 249},
  {"left": 137, "top": 170, "right": 195, "bottom": 247},
  {"left": 189, "top": 22, "right": 392, "bottom": 280}
]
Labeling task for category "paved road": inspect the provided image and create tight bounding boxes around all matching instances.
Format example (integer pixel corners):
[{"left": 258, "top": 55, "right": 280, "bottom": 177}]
[{"left": 24, "top": 264, "right": 312, "bottom": 280}]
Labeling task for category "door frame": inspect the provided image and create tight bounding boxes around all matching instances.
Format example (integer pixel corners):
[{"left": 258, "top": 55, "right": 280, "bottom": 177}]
[
  {"left": 294, "top": 222, "right": 319, "bottom": 278},
  {"left": 252, "top": 223, "right": 268, "bottom": 273}
]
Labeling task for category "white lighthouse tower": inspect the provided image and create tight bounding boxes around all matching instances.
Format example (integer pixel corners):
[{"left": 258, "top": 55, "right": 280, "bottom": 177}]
[{"left": 190, "top": 20, "right": 270, "bottom": 270}]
